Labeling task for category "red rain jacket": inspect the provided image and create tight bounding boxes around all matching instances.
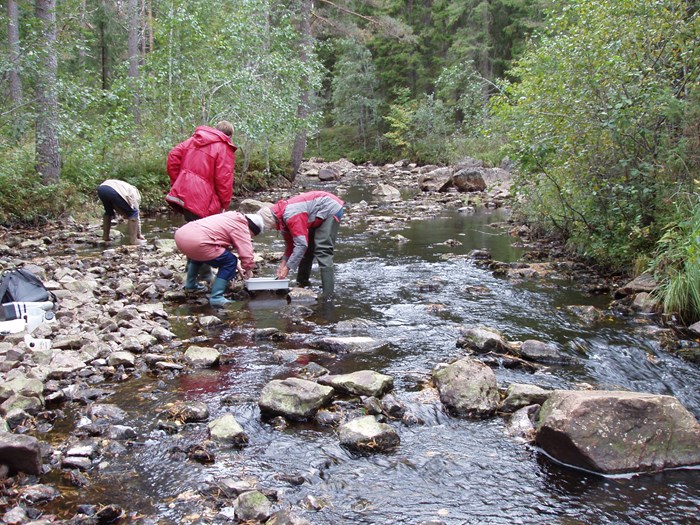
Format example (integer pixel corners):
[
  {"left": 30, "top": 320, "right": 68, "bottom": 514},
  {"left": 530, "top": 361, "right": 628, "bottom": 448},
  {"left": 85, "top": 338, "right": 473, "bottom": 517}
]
[{"left": 166, "top": 126, "right": 237, "bottom": 218}]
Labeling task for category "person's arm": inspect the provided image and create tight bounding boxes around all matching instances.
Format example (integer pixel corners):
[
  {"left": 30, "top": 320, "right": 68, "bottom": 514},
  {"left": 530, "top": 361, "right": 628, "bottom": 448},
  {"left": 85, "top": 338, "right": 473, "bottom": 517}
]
[
  {"left": 229, "top": 223, "right": 255, "bottom": 271},
  {"left": 283, "top": 214, "right": 310, "bottom": 271},
  {"left": 166, "top": 141, "right": 187, "bottom": 184},
  {"left": 214, "top": 145, "right": 235, "bottom": 211}
]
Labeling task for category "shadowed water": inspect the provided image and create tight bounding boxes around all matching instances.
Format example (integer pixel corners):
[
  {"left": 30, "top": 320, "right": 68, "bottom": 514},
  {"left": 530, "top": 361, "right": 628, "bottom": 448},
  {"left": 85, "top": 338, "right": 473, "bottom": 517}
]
[{"left": 45, "top": 183, "right": 700, "bottom": 524}]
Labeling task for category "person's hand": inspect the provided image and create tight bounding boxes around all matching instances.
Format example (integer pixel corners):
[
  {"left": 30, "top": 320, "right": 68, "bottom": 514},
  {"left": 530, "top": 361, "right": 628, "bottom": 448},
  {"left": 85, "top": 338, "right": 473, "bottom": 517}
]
[{"left": 276, "top": 263, "right": 289, "bottom": 280}]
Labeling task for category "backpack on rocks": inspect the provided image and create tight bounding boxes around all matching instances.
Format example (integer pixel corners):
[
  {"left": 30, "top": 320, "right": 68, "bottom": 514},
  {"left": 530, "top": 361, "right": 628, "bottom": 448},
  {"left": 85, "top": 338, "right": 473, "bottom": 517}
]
[{"left": 0, "top": 268, "right": 53, "bottom": 304}]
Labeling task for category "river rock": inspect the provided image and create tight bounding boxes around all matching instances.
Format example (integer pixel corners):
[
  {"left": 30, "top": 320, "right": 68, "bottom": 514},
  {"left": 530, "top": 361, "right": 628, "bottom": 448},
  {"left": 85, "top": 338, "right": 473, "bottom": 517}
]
[
  {"left": 500, "top": 383, "right": 551, "bottom": 413},
  {"left": 318, "top": 370, "right": 394, "bottom": 397},
  {"left": 154, "top": 238, "right": 178, "bottom": 255},
  {"left": 87, "top": 403, "right": 128, "bottom": 423},
  {"left": 456, "top": 326, "right": 510, "bottom": 354},
  {"left": 235, "top": 490, "right": 273, "bottom": 522},
  {"left": 184, "top": 345, "right": 221, "bottom": 368},
  {"left": 208, "top": 414, "right": 248, "bottom": 446},
  {"left": 0, "top": 431, "right": 42, "bottom": 475},
  {"left": 2, "top": 506, "right": 28, "bottom": 524},
  {"left": 258, "top": 378, "right": 334, "bottom": 420},
  {"left": 318, "top": 166, "right": 341, "bottom": 181},
  {"left": 518, "top": 340, "right": 572, "bottom": 365},
  {"left": 419, "top": 167, "right": 452, "bottom": 192},
  {"left": 613, "top": 272, "right": 656, "bottom": 299},
  {"left": 338, "top": 415, "right": 400, "bottom": 453},
  {"left": 0, "top": 375, "right": 44, "bottom": 403},
  {"left": 105, "top": 424, "right": 137, "bottom": 440},
  {"left": 1, "top": 394, "right": 43, "bottom": 415},
  {"left": 168, "top": 400, "right": 209, "bottom": 423},
  {"left": 107, "top": 351, "right": 136, "bottom": 367},
  {"left": 632, "top": 292, "right": 658, "bottom": 313},
  {"left": 61, "top": 455, "right": 93, "bottom": 470},
  {"left": 266, "top": 510, "right": 313, "bottom": 525},
  {"left": 432, "top": 357, "right": 500, "bottom": 418},
  {"left": 372, "top": 184, "right": 401, "bottom": 201},
  {"left": 238, "top": 198, "right": 268, "bottom": 213},
  {"left": 19, "top": 483, "right": 60, "bottom": 504},
  {"left": 505, "top": 404, "right": 539, "bottom": 442},
  {"left": 47, "top": 351, "right": 87, "bottom": 378},
  {"left": 309, "top": 336, "right": 387, "bottom": 354},
  {"left": 452, "top": 167, "right": 487, "bottom": 192},
  {"left": 536, "top": 390, "right": 700, "bottom": 474}
]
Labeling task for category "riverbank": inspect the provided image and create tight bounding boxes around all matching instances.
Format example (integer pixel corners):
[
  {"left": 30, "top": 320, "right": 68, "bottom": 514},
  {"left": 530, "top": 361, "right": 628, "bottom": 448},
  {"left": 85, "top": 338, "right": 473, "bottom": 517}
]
[{"left": 1, "top": 159, "right": 699, "bottom": 524}]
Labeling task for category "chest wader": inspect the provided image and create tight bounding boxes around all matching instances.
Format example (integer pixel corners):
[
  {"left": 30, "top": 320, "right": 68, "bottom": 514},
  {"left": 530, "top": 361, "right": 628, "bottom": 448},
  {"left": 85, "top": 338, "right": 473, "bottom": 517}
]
[{"left": 314, "top": 214, "right": 341, "bottom": 298}]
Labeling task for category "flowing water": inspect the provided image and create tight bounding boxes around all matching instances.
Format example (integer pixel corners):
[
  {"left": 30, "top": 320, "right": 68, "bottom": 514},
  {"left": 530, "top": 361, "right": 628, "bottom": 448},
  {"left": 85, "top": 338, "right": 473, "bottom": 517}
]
[{"left": 45, "top": 180, "right": 699, "bottom": 524}]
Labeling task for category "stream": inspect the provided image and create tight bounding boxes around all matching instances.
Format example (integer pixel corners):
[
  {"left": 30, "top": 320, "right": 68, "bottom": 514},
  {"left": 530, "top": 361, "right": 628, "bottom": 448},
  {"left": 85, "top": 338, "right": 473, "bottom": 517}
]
[{"left": 39, "top": 178, "right": 700, "bottom": 525}]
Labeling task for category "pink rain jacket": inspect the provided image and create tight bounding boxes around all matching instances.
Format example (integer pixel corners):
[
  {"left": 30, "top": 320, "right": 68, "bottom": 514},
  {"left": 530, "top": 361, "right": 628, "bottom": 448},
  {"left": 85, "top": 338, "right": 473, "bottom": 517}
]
[{"left": 174, "top": 211, "right": 255, "bottom": 270}]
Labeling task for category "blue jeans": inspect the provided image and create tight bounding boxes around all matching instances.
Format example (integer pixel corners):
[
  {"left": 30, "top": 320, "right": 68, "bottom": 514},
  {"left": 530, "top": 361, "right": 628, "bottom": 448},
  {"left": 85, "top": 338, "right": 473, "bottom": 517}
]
[
  {"left": 191, "top": 250, "right": 238, "bottom": 282},
  {"left": 97, "top": 185, "right": 139, "bottom": 219}
]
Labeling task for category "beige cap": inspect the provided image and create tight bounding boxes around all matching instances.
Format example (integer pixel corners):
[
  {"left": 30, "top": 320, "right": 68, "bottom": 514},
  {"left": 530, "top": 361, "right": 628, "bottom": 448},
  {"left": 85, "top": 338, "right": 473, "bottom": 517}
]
[{"left": 257, "top": 206, "right": 277, "bottom": 231}]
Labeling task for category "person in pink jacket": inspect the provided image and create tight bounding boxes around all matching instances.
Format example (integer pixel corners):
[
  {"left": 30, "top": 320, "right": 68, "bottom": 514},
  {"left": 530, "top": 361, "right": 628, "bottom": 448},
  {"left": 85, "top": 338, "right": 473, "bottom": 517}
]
[{"left": 174, "top": 212, "right": 265, "bottom": 306}]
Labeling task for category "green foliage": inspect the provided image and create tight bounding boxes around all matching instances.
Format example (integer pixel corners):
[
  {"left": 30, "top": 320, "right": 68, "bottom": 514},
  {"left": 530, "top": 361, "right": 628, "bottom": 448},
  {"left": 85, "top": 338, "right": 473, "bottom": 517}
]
[
  {"left": 383, "top": 88, "right": 455, "bottom": 163},
  {"left": 492, "top": 0, "right": 700, "bottom": 269},
  {"left": 0, "top": 167, "right": 82, "bottom": 226},
  {"left": 307, "top": 125, "right": 385, "bottom": 165},
  {"left": 650, "top": 195, "right": 700, "bottom": 324},
  {"left": 330, "top": 39, "right": 382, "bottom": 150}
]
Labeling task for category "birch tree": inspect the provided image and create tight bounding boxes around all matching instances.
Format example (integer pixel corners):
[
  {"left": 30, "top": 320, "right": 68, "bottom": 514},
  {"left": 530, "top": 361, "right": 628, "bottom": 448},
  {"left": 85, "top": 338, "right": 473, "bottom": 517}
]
[
  {"left": 7, "top": 0, "right": 22, "bottom": 110},
  {"left": 35, "top": 0, "right": 61, "bottom": 184}
]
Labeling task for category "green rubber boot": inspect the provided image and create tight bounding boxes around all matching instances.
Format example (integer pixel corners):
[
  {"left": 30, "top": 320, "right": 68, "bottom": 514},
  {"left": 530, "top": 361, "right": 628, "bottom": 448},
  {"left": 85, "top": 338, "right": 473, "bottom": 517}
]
[
  {"left": 320, "top": 267, "right": 335, "bottom": 299},
  {"left": 210, "top": 277, "right": 233, "bottom": 306},
  {"left": 185, "top": 261, "right": 205, "bottom": 292}
]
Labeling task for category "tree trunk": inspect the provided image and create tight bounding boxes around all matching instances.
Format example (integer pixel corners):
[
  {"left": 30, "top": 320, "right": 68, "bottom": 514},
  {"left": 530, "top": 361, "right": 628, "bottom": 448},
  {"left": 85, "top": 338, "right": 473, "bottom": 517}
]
[
  {"left": 34, "top": 0, "right": 61, "bottom": 184},
  {"left": 128, "top": 0, "right": 141, "bottom": 124},
  {"left": 8, "top": 0, "right": 22, "bottom": 109},
  {"left": 290, "top": 0, "right": 313, "bottom": 181}
]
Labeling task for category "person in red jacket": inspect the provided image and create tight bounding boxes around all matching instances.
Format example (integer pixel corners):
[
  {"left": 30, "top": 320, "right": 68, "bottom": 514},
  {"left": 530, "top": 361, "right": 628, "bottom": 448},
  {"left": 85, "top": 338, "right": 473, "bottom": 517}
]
[
  {"left": 257, "top": 190, "right": 344, "bottom": 298},
  {"left": 166, "top": 121, "right": 237, "bottom": 285},
  {"left": 166, "top": 121, "right": 237, "bottom": 220}
]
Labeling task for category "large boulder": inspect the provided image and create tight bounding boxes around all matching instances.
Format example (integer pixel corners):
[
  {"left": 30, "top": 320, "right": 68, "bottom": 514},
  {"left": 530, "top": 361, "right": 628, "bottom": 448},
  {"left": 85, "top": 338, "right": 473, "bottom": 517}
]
[
  {"left": 452, "top": 168, "right": 487, "bottom": 192},
  {"left": 536, "top": 390, "right": 700, "bottom": 474},
  {"left": 419, "top": 167, "right": 453, "bottom": 192},
  {"left": 258, "top": 378, "right": 334, "bottom": 421},
  {"left": 432, "top": 357, "right": 500, "bottom": 418}
]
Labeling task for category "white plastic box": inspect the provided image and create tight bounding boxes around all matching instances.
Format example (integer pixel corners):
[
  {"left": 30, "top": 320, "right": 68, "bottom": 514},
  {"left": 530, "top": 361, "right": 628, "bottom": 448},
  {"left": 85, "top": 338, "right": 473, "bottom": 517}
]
[{"left": 244, "top": 277, "right": 290, "bottom": 291}]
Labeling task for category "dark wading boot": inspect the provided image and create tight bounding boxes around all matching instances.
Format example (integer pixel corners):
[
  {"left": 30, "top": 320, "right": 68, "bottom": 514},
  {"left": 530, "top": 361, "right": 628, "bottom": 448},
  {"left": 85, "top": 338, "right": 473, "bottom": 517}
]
[
  {"left": 319, "top": 267, "right": 335, "bottom": 300},
  {"left": 102, "top": 214, "right": 112, "bottom": 243}
]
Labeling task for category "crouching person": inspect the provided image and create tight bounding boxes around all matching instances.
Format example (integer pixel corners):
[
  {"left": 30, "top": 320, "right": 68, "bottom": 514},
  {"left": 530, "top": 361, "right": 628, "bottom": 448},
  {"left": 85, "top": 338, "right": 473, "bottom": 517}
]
[
  {"left": 97, "top": 179, "right": 146, "bottom": 245},
  {"left": 174, "top": 212, "right": 264, "bottom": 306}
]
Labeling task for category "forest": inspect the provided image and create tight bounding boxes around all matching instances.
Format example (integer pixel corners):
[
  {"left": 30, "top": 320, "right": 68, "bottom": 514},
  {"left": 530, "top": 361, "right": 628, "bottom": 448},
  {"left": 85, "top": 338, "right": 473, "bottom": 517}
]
[{"left": 1, "top": 0, "right": 699, "bottom": 321}]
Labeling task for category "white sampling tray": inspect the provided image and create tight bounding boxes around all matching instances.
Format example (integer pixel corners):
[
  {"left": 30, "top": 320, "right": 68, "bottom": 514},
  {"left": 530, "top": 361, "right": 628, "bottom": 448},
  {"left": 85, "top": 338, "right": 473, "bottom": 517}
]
[{"left": 244, "top": 277, "right": 290, "bottom": 291}]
